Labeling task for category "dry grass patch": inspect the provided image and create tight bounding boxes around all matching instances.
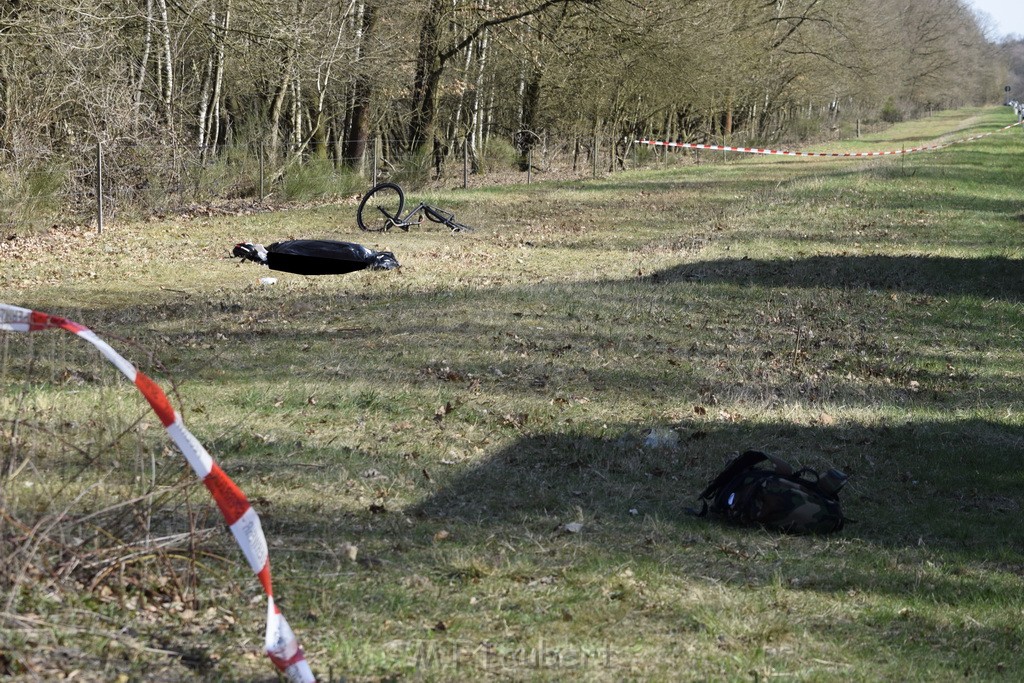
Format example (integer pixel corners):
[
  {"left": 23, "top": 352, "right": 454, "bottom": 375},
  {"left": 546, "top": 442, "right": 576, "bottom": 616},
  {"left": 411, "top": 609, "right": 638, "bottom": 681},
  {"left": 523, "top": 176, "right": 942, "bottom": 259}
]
[{"left": 3, "top": 106, "right": 1024, "bottom": 681}]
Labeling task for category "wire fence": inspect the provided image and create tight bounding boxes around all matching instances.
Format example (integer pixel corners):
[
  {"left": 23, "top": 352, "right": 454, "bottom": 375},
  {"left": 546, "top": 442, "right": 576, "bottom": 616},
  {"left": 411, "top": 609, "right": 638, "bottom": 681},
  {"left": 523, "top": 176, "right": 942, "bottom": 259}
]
[{"left": 0, "top": 130, "right": 762, "bottom": 235}]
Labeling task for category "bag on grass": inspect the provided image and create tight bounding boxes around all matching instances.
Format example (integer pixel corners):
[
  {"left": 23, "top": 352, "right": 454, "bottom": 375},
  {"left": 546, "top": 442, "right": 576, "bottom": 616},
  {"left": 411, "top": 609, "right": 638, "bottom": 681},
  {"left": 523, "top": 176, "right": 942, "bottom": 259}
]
[
  {"left": 232, "top": 240, "right": 399, "bottom": 275},
  {"left": 691, "top": 450, "right": 848, "bottom": 534}
]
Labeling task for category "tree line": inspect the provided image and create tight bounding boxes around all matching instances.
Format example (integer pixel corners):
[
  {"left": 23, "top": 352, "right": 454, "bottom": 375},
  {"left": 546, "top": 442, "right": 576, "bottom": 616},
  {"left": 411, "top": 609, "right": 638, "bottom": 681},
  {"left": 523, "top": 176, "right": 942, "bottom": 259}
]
[{"left": 0, "top": 0, "right": 1016, "bottom": 222}]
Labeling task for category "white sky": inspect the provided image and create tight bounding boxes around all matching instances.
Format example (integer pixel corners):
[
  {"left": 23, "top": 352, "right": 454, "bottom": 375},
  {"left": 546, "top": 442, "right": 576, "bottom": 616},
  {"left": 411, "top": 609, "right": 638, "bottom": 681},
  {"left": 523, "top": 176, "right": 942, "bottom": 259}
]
[{"left": 967, "top": 0, "right": 1024, "bottom": 39}]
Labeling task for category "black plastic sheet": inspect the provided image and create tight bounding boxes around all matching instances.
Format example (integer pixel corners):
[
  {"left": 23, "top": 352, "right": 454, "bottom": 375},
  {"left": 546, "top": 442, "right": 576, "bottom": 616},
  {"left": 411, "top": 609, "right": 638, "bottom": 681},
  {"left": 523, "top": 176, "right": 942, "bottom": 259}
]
[{"left": 232, "top": 240, "right": 399, "bottom": 275}]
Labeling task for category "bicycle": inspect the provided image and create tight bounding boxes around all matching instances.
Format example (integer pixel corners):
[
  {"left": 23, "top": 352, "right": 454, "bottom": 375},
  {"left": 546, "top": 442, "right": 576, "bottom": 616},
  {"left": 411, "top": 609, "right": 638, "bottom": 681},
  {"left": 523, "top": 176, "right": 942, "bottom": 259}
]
[{"left": 356, "top": 182, "right": 475, "bottom": 234}]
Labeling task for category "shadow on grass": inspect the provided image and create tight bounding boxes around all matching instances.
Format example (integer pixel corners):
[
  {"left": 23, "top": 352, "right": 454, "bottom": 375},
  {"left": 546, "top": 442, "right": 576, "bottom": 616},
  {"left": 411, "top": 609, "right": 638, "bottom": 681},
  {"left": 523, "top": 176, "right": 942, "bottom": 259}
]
[
  {"left": 385, "top": 420, "right": 1024, "bottom": 680},
  {"left": 408, "top": 416, "right": 1024, "bottom": 570},
  {"left": 651, "top": 254, "right": 1024, "bottom": 302}
]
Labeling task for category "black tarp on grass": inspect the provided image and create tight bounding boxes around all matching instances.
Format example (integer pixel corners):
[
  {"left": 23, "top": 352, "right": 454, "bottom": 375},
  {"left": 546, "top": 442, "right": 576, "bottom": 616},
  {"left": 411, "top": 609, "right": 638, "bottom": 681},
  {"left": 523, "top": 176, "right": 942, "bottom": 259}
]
[{"left": 233, "top": 240, "right": 399, "bottom": 275}]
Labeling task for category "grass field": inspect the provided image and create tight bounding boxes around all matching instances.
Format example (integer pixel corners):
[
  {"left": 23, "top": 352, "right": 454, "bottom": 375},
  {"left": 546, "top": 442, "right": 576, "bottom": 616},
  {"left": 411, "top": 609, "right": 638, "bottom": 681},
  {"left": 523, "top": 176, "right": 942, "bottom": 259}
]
[{"left": 2, "top": 106, "right": 1024, "bottom": 681}]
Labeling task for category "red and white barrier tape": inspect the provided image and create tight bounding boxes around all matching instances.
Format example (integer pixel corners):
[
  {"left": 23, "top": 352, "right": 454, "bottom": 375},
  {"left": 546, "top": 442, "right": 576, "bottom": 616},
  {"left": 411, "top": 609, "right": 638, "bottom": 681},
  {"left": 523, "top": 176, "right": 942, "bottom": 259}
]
[
  {"left": 0, "top": 303, "right": 316, "bottom": 683},
  {"left": 636, "top": 120, "right": 1023, "bottom": 158}
]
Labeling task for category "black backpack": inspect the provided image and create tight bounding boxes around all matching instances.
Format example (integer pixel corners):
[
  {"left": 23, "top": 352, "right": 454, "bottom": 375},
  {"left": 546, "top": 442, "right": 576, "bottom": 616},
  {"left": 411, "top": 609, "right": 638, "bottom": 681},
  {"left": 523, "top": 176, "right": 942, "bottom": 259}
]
[{"left": 691, "top": 450, "right": 848, "bottom": 534}]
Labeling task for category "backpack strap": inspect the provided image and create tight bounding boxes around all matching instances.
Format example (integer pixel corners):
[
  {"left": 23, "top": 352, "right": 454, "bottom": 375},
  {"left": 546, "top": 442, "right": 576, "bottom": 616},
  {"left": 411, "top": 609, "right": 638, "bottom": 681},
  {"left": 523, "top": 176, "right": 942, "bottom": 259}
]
[
  {"left": 699, "top": 450, "right": 796, "bottom": 499},
  {"left": 762, "top": 452, "right": 795, "bottom": 476},
  {"left": 684, "top": 499, "right": 710, "bottom": 518}
]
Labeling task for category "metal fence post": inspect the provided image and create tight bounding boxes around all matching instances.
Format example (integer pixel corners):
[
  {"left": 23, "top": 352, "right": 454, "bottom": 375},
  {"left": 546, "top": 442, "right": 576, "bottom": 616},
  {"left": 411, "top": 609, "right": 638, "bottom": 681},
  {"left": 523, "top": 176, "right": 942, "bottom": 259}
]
[
  {"left": 96, "top": 140, "right": 104, "bottom": 234},
  {"left": 258, "top": 142, "right": 265, "bottom": 202},
  {"left": 372, "top": 136, "right": 379, "bottom": 184}
]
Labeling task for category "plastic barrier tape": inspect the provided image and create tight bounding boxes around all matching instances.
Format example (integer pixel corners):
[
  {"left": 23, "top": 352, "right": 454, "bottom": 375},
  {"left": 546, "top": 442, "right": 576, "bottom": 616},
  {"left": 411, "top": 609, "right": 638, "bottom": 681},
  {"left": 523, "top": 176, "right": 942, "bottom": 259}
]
[
  {"left": 636, "top": 120, "right": 1023, "bottom": 158},
  {"left": 0, "top": 303, "right": 316, "bottom": 683}
]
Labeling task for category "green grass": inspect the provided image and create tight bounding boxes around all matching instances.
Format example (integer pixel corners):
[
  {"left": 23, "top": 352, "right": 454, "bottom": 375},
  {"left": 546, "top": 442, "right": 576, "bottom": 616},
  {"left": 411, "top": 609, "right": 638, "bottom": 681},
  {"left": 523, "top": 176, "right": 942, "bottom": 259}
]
[{"left": 2, "top": 105, "right": 1024, "bottom": 681}]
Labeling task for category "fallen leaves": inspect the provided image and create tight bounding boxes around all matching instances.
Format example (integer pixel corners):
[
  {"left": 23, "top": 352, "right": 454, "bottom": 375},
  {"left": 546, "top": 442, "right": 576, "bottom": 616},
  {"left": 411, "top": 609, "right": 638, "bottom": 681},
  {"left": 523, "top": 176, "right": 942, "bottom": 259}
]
[
  {"left": 434, "top": 402, "right": 455, "bottom": 422},
  {"left": 501, "top": 412, "right": 528, "bottom": 429},
  {"left": 433, "top": 365, "right": 465, "bottom": 382},
  {"left": 339, "top": 542, "right": 359, "bottom": 562}
]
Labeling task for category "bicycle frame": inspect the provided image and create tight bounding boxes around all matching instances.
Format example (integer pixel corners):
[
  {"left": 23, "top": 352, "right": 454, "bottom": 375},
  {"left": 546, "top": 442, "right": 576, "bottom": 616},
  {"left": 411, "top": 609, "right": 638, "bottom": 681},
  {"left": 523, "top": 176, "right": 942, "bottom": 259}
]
[
  {"left": 357, "top": 182, "right": 474, "bottom": 233},
  {"left": 382, "top": 202, "right": 433, "bottom": 231}
]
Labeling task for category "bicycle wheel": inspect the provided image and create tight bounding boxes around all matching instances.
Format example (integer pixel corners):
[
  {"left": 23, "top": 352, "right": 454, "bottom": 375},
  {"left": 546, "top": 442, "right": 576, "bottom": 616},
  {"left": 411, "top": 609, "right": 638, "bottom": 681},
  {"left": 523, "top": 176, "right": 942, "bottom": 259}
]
[{"left": 357, "top": 182, "right": 405, "bottom": 232}]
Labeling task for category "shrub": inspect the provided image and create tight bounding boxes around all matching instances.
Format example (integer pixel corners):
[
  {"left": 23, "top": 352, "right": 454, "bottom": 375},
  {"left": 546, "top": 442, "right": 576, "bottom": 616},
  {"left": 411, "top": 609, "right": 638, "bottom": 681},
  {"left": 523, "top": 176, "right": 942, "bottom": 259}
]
[
  {"left": 389, "top": 145, "right": 433, "bottom": 189},
  {"left": 0, "top": 165, "right": 66, "bottom": 235},
  {"left": 789, "top": 114, "right": 826, "bottom": 142},
  {"left": 280, "top": 159, "right": 364, "bottom": 201},
  {"left": 880, "top": 99, "right": 904, "bottom": 123},
  {"left": 476, "top": 137, "right": 519, "bottom": 173},
  {"left": 633, "top": 143, "right": 657, "bottom": 167}
]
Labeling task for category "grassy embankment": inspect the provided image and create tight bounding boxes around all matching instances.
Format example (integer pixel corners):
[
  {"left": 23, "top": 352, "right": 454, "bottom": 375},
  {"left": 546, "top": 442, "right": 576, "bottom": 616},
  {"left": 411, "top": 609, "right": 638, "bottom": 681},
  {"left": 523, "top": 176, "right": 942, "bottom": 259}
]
[{"left": 2, "top": 106, "right": 1023, "bottom": 681}]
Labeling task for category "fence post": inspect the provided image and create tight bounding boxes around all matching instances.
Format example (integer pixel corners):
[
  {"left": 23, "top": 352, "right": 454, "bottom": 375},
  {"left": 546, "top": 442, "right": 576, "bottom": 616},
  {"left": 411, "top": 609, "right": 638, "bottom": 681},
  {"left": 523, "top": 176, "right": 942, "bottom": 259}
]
[
  {"left": 258, "top": 142, "right": 265, "bottom": 202},
  {"left": 463, "top": 140, "right": 469, "bottom": 189},
  {"left": 372, "top": 136, "right": 379, "bottom": 184},
  {"left": 592, "top": 133, "right": 598, "bottom": 179},
  {"left": 96, "top": 140, "right": 104, "bottom": 234},
  {"left": 527, "top": 148, "right": 532, "bottom": 184}
]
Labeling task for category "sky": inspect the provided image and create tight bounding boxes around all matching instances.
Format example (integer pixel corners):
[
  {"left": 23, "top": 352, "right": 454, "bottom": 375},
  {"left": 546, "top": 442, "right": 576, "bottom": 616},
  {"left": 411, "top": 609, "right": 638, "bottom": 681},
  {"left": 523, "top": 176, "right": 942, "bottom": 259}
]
[{"left": 967, "top": 0, "right": 1024, "bottom": 39}]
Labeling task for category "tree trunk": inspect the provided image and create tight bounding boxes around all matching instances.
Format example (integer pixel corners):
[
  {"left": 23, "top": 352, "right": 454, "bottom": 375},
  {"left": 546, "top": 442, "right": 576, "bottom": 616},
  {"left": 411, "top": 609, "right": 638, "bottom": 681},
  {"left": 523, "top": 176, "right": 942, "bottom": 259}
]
[
  {"left": 409, "top": 0, "right": 446, "bottom": 154},
  {"left": 467, "top": 17, "right": 490, "bottom": 172},
  {"left": 344, "top": 0, "right": 377, "bottom": 171},
  {"left": 134, "top": 0, "right": 154, "bottom": 120},
  {"left": 209, "top": 3, "right": 230, "bottom": 152},
  {"left": 291, "top": 77, "right": 302, "bottom": 150},
  {"left": 197, "top": 9, "right": 215, "bottom": 154},
  {"left": 156, "top": 0, "right": 173, "bottom": 125},
  {"left": 268, "top": 48, "right": 295, "bottom": 158},
  {"left": 519, "top": 64, "right": 542, "bottom": 171}
]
